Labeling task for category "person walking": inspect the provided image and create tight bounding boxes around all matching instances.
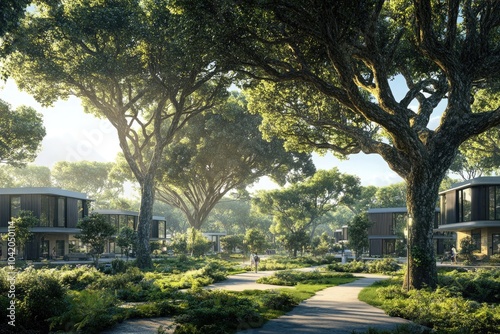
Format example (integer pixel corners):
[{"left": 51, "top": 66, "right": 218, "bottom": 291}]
[
  {"left": 451, "top": 246, "right": 457, "bottom": 264},
  {"left": 250, "top": 252, "right": 260, "bottom": 273}
]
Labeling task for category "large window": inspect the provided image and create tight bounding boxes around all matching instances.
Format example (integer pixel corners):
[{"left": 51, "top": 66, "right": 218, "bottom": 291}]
[
  {"left": 158, "top": 221, "right": 166, "bottom": 239},
  {"left": 458, "top": 188, "right": 472, "bottom": 222},
  {"left": 489, "top": 186, "right": 500, "bottom": 220},
  {"left": 391, "top": 213, "right": 406, "bottom": 236},
  {"left": 471, "top": 229, "right": 481, "bottom": 251},
  {"left": 40, "top": 196, "right": 66, "bottom": 227},
  {"left": 10, "top": 196, "right": 21, "bottom": 219},
  {"left": 493, "top": 234, "right": 500, "bottom": 255}
]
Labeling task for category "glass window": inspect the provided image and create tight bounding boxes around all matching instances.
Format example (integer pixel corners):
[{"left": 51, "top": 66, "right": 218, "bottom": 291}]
[
  {"left": 10, "top": 196, "right": 21, "bottom": 219},
  {"left": 488, "top": 186, "right": 500, "bottom": 220},
  {"left": 55, "top": 240, "right": 65, "bottom": 257},
  {"left": 77, "top": 200, "right": 84, "bottom": 219},
  {"left": 391, "top": 213, "right": 406, "bottom": 236},
  {"left": 471, "top": 229, "right": 481, "bottom": 251},
  {"left": 57, "top": 197, "right": 66, "bottom": 227},
  {"left": 459, "top": 188, "right": 472, "bottom": 222},
  {"left": 158, "top": 221, "right": 166, "bottom": 239},
  {"left": 493, "top": 234, "right": 500, "bottom": 255},
  {"left": 119, "top": 215, "right": 126, "bottom": 230},
  {"left": 440, "top": 195, "right": 446, "bottom": 224},
  {"left": 41, "top": 195, "right": 55, "bottom": 226}
]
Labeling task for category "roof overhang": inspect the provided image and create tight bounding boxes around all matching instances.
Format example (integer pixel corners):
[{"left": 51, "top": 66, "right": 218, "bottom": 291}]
[{"left": 437, "top": 221, "right": 500, "bottom": 232}]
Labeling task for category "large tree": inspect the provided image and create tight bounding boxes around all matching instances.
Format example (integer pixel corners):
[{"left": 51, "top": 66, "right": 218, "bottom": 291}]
[
  {"left": 0, "top": 100, "right": 45, "bottom": 166},
  {"left": 7, "top": 0, "right": 230, "bottom": 268},
  {"left": 155, "top": 92, "right": 314, "bottom": 230},
  {"left": 182, "top": 0, "right": 500, "bottom": 289}
]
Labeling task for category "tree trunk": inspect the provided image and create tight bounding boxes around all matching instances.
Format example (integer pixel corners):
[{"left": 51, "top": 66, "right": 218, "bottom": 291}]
[
  {"left": 136, "top": 175, "right": 155, "bottom": 269},
  {"left": 403, "top": 165, "right": 443, "bottom": 290}
]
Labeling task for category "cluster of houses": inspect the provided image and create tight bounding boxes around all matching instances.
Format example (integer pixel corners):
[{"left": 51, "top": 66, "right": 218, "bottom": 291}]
[{"left": 1, "top": 176, "right": 500, "bottom": 261}]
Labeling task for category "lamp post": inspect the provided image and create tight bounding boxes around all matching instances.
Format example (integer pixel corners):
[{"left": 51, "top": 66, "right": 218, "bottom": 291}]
[{"left": 405, "top": 215, "right": 413, "bottom": 291}]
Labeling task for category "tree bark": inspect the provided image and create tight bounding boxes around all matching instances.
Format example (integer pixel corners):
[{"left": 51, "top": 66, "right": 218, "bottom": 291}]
[{"left": 135, "top": 174, "right": 155, "bottom": 269}]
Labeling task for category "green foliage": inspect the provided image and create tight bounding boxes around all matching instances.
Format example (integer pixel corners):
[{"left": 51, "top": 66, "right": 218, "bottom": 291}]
[
  {"left": 257, "top": 270, "right": 354, "bottom": 286},
  {"left": 243, "top": 228, "right": 268, "bottom": 254},
  {"left": 4, "top": 210, "right": 38, "bottom": 258},
  {"left": 326, "top": 260, "right": 367, "bottom": 273},
  {"left": 58, "top": 264, "right": 104, "bottom": 290},
  {"left": 49, "top": 289, "right": 125, "bottom": 333},
  {"left": 459, "top": 236, "right": 476, "bottom": 265},
  {"left": 14, "top": 267, "right": 66, "bottom": 332},
  {"left": 361, "top": 271, "right": 500, "bottom": 334},
  {"left": 367, "top": 258, "right": 402, "bottom": 274},
  {"left": 116, "top": 226, "right": 138, "bottom": 259},
  {"left": 174, "top": 290, "right": 262, "bottom": 334},
  {"left": 259, "top": 290, "right": 300, "bottom": 311},
  {"left": 76, "top": 213, "right": 116, "bottom": 267},
  {"left": 186, "top": 228, "right": 213, "bottom": 256},
  {"left": 220, "top": 234, "right": 244, "bottom": 254},
  {"left": 0, "top": 100, "right": 45, "bottom": 166},
  {"left": 348, "top": 213, "right": 372, "bottom": 259},
  {"left": 438, "top": 269, "right": 500, "bottom": 304}
]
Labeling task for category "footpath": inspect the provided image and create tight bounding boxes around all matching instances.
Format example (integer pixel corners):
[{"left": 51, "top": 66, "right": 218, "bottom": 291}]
[{"left": 104, "top": 269, "right": 415, "bottom": 334}]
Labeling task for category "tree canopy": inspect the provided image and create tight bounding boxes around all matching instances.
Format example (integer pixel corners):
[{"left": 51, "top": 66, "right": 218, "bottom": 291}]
[
  {"left": 155, "top": 92, "right": 314, "bottom": 230},
  {"left": 7, "top": 0, "right": 231, "bottom": 268},
  {"left": 179, "top": 0, "right": 500, "bottom": 289},
  {"left": 253, "top": 168, "right": 361, "bottom": 256},
  {"left": 0, "top": 99, "right": 45, "bottom": 166}
]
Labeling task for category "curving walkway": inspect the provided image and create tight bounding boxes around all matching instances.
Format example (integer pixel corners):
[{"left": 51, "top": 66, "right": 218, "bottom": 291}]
[{"left": 104, "top": 271, "right": 414, "bottom": 334}]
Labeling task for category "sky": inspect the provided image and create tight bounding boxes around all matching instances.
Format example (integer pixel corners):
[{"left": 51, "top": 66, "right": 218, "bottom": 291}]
[{"left": 0, "top": 78, "right": 404, "bottom": 190}]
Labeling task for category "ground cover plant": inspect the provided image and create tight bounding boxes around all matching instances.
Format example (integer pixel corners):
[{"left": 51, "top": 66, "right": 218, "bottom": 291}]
[{"left": 358, "top": 268, "right": 500, "bottom": 334}]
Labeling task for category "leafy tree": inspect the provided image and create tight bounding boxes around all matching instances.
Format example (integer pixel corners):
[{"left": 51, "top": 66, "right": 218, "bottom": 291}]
[
  {"left": 243, "top": 228, "right": 267, "bottom": 255},
  {"left": 205, "top": 198, "right": 252, "bottom": 235},
  {"left": 181, "top": 0, "right": 500, "bottom": 289},
  {"left": 4, "top": 210, "right": 38, "bottom": 259},
  {"left": 51, "top": 161, "right": 126, "bottom": 208},
  {"left": 220, "top": 234, "right": 244, "bottom": 255},
  {"left": 374, "top": 183, "right": 407, "bottom": 208},
  {"left": 186, "top": 228, "right": 213, "bottom": 257},
  {"left": 155, "top": 92, "right": 314, "bottom": 230},
  {"left": 459, "top": 236, "right": 476, "bottom": 265},
  {"left": 8, "top": 0, "right": 231, "bottom": 268},
  {"left": 348, "top": 213, "right": 372, "bottom": 260},
  {"left": 75, "top": 213, "right": 116, "bottom": 268},
  {"left": 254, "top": 168, "right": 361, "bottom": 256},
  {"left": 0, "top": 100, "right": 45, "bottom": 166},
  {"left": 116, "top": 226, "right": 138, "bottom": 261},
  {"left": 0, "top": 165, "right": 51, "bottom": 187}
]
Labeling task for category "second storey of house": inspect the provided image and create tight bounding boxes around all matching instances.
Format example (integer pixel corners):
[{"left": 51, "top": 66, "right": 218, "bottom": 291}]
[{"left": 439, "top": 176, "right": 500, "bottom": 229}]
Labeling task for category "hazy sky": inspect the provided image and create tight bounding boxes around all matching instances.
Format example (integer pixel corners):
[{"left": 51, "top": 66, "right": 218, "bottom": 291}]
[{"left": 1, "top": 78, "right": 403, "bottom": 189}]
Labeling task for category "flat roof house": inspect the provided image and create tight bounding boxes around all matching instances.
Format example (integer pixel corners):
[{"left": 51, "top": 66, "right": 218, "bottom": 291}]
[
  {"left": 0, "top": 188, "right": 171, "bottom": 260},
  {"left": 0, "top": 187, "right": 90, "bottom": 260},
  {"left": 367, "top": 207, "right": 451, "bottom": 257},
  {"left": 438, "top": 176, "right": 500, "bottom": 257}
]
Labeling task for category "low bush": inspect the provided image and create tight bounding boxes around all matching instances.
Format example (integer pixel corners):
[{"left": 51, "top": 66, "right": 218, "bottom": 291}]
[
  {"left": 49, "top": 289, "right": 126, "bottom": 333},
  {"left": 14, "top": 267, "right": 67, "bottom": 332},
  {"left": 174, "top": 289, "right": 262, "bottom": 334},
  {"left": 438, "top": 268, "right": 500, "bottom": 304},
  {"left": 257, "top": 270, "right": 354, "bottom": 286},
  {"left": 326, "top": 259, "right": 367, "bottom": 273},
  {"left": 367, "top": 258, "right": 402, "bottom": 274},
  {"left": 59, "top": 264, "right": 104, "bottom": 290}
]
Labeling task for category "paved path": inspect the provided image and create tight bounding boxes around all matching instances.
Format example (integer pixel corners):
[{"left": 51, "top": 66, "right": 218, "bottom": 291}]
[{"left": 104, "top": 271, "right": 413, "bottom": 334}]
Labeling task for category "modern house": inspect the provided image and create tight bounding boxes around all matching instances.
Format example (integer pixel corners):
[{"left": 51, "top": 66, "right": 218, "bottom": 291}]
[
  {"left": 438, "top": 176, "right": 500, "bottom": 257},
  {"left": 0, "top": 187, "right": 91, "bottom": 260},
  {"left": 0, "top": 187, "right": 170, "bottom": 260},
  {"left": 366, "top": 207, "right": 452, "bottom": 257},
  {"left": 95, "top": 209, "right": 169, "bottom": 254}
]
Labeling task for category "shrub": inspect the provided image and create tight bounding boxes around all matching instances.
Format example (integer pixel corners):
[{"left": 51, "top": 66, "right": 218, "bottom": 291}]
[
  {"left": 49, "top": 289, "right": 126, "bottom": 333},
  {"left": 14, "top": 267, "right": 67, "bottom": 332},
  {"left": 438, "top": 268, "right": 500, "bottom": 304},
  {"left": 367, "top": 258, "right": 402, "bottom": 274},
  {"left": 174, "top": 290, "right": 262, "bottom": 333},
  {"left": 59, "top": 265, "right": 104, "bottom": 290},
  {"left": 259, "top": 290, "right": 299, "bottom": 311},
  {"left": 326, "top": 260, "right": 367, "bottom": 273}
]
